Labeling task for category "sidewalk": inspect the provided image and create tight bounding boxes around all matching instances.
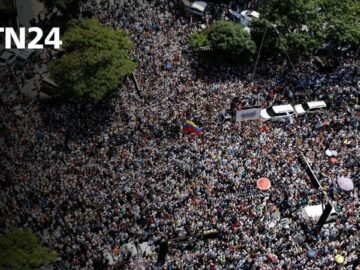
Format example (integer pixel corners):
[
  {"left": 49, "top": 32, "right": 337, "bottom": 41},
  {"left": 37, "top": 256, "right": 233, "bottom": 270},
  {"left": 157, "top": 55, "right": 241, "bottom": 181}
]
[
  {"left": 0, "top": 62, "right": 49, "bottom": 101},
  {"left": 16, "top": 0, "right": 45, "bottom": 28}
]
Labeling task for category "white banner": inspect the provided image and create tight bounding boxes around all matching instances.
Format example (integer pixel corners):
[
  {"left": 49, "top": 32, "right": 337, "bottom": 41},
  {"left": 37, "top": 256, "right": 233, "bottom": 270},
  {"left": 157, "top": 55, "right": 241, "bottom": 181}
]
[{"left": 236, "top": 108, "right": 262, "bottom": 122}]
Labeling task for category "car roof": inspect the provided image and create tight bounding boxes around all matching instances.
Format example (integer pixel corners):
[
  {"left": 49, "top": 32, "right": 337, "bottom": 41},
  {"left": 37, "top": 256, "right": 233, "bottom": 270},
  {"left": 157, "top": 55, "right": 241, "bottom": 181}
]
[
  {"left": 242, "top": 10, "right": 260, "bottom": 18},
  {"left": 303, "top": 204, "right": 335, "bottom": 218},
  {"left": 305, "top": 101, "right": 326, "bottom": 108},
  {"left": 192, "top": 1, "right": 207, "bottom": 12},
  {"left": 229, "top": 9, "right": 241, "bottom": 19},
  {"left": 272, "top": 104, "right": 294, "bottom": 113}
]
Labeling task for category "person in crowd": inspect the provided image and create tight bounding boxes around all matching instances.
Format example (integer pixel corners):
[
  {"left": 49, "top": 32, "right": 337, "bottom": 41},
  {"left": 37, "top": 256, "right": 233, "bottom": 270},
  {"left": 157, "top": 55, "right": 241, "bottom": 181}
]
[{"left": 0, "top": 0, "right": 359, "bottom": 269}]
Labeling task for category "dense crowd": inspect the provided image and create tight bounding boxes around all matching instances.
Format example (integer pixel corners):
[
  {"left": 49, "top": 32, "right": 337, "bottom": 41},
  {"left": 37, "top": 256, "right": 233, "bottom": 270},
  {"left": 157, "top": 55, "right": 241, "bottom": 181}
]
[{"left": 1, "top": 0, "right": 360, "bottom": 269}]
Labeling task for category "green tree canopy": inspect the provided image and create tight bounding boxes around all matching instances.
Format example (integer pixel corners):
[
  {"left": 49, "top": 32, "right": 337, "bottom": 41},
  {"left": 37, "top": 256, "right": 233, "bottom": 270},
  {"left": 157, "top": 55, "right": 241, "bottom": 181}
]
[
  {"left": 187, "top": 32, "right": 209, "bottom": 49},
  {"left": 207, "top": 21, "right": 257, "bottom": 55},
  {"left": 0, "top": 228, "right": 57, "bottom": 270},
  {"left": 257, "top": 0, "right": 360, "bottom": 57},
  {"left": 187, "top": 21, "right": 256, "bottom": 63},
  {"left": 319, "top": 0, "right": 360, "bottom": 47},
  {"left": 50, "top": 19, "right": 136, "bottom": 103}
]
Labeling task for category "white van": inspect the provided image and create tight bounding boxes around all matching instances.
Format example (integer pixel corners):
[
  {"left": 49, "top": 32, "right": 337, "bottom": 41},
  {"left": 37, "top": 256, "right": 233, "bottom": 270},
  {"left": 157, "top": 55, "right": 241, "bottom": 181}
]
[
  {"left": 260, "top": 104, "right": 295, "bottom": 121},
  {"left": 294, "top": 101, "right": 326, "bottom": 115},
  {"left": 300, "top": 203, "right": 338, "bottom": 223},
  {"left": 236, "top": 107, "right": 262, "bottom": 122}
]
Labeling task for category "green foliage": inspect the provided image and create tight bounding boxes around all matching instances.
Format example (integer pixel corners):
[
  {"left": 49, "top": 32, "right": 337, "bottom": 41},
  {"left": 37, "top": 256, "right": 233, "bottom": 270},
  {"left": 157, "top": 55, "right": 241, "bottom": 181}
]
[
  {"left": 319, "top": 0, "right": 360, "bottom": 47},
  {"left": 206, "top": 21, "right": 257, "bottom": 55},
  {"left": 258, "top": 0, "right": 360, "bottom": 57},
  {"left": 187, "top": 32, "right": 209, "bottom": 49},
  {"left": 187, "top": 21, "right": 256, "bottom": 63},
  {"left": 50, "top": 19, "right": 136, "bottom": 103},
  {"left": 257, "top": 0, "right": 323, "bottom": 56},
  {"left": 0, "top": 228, "right": 57, "bottom": 270}
]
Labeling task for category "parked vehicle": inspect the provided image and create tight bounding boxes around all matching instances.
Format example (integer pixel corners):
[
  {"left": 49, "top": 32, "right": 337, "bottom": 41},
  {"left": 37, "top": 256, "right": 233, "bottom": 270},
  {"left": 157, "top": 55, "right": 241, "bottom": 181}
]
[
  {"left": 228, "top": 9, "right": 259, "bottom": 33},
  {"left": 260, "top": 104, "right": 295, "bottom": 121},
  {"left": 183, "top": 0, "right": 208, "bottom": 16},
  {"left": 300, "top": 203, "right": 338, "bottom": 223},
  {"left": 16, "top": 49, "right": 35, "bottom": 64},
  {"left": 0, "top": 49, "right": 18, "bottom": 67},
  {"left": 294, "top": 101, "right": 326, "bottom": 115},
  {"left": 236, "top": 106, "right": 262, "bottom": 122},
  {"left": 240, "top": 10, "right": 260, "bottom": 25},
  {"left": 228, "top": 9, "right": 241, "bottom": 22},
  {"left": 41, "top": 76, "right": 59, "bottom": 96}
]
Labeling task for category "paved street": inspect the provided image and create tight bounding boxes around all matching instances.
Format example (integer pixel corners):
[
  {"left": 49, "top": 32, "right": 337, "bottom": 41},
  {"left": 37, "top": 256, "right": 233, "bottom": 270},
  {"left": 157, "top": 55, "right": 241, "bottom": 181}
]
[
  {"left": 0, "top": 60, "right": 48, "bottom": 100},
  {"left": 16, "top": 0, "right": 44, "bottom": 28}
]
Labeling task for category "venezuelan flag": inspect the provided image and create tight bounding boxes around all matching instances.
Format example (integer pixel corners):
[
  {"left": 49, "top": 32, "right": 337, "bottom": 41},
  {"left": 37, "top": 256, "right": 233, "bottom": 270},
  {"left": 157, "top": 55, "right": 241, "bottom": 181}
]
[{"left": 183, "top": 120, "right": 202, "bottom": 136}]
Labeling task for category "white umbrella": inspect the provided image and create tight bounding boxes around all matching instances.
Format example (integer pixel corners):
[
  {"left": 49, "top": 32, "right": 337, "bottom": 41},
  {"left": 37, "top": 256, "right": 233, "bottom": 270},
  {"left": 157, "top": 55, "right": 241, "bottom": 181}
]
[
  {"left": 337, "top": 177, "right": 354, "bottom": 191},
  {"left": 326, "top": 149, "right": 338, "bottom": 157},
  {"left": 325, "top": 149, "right": 332, "bottom": 157}
]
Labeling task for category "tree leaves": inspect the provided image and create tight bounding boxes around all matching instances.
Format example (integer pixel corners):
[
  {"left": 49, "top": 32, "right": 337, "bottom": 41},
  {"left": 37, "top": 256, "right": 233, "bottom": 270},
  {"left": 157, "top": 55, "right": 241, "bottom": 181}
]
[
  {"left": 0, "top": 228, "right": 57, "bottom": 270},
  {"left": 206, "top": 21, "right": 256, "bottom": 55},
  {"left": 187, "top": 21, "right": 257, "bottom": 63},
  {"left": 50, "top": 19, "right": 136, "bottom": 103},
  {"left": 258, "top": 0, "right": 360, "bottom": 56},
  {"left": 187, "top": 32, "right": 209, "bottom": 49}
]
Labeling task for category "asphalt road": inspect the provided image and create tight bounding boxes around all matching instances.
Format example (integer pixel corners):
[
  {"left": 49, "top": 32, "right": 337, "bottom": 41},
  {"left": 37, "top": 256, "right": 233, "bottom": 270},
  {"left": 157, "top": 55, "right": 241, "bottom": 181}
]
[{"left": 16, "top": 0, "right": 44, "bottom": 28}]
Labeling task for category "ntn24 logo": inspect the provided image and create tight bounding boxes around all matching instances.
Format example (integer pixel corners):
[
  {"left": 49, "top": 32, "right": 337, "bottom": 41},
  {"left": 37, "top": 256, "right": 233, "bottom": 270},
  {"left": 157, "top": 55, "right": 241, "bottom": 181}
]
[{"left": 0, "top": 27, "right": 62, "bottom": 49}]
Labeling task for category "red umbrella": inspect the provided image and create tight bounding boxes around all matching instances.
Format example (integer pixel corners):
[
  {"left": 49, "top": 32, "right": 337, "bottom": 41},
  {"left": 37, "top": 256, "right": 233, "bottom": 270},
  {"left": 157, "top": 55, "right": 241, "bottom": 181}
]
[
  {"left": 257, "top": 178, "right": 271, "bottom": 191},
  {"left": 329, "top": 157, "right": 337, "bottom": 165}
]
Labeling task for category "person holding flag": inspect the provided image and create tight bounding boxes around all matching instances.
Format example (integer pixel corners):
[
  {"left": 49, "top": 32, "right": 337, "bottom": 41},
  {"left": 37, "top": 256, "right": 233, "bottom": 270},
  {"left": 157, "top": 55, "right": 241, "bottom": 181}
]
[{"left": 182, "top": 120, "right": 202, "bottom": 136}]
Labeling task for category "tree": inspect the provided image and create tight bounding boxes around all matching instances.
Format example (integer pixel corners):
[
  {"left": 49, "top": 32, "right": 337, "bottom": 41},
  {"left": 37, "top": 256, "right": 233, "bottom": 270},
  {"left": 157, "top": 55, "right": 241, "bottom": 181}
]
[
  {"left": 255, "top": 0, "right": 324, "bottom": 57},
  {"left": 319, "top": 0, "right": 360, "bottom": 48},
  {"left": 187, "top": 21, "right": 257, "bottom": 63},
  {"left": 207, "top": 21, "right": 257, "bottom": 56},
  {"left": 0, "top": 228, "right": 57, "bottom": 270},
  {"left": 50, "top": 19, "right": 136, "bottom": 103},
  {"left": 187, "top": 32, "right": 209, "bottom": 49},
  {"left": 257, "top": 0, "right": 360, "bottom": 57}
]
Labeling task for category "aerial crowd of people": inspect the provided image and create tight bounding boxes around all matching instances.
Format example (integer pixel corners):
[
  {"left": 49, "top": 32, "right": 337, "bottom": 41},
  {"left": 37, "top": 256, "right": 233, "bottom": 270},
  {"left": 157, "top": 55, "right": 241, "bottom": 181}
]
[{"left": 1, "top": 0, "right": 360, "bottom": 269}]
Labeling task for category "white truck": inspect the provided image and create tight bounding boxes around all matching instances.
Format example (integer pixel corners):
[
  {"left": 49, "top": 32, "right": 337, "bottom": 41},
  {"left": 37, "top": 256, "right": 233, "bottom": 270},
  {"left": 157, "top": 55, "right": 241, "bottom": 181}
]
[{"left": 300, "top": 203, "right": 338, "bottom": 223}]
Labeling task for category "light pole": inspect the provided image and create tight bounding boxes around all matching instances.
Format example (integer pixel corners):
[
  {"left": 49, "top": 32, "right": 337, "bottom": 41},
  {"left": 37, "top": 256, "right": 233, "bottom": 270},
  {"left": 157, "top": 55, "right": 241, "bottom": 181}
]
[
  {"left": 253, "top": 21, "right": 312, "bottom": 98},
  {"left": 251, "top": 25, "right": 267, "bottom": 80},
  {"left": 251, "top": 22, "right": 278, "bottom": 81}
]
